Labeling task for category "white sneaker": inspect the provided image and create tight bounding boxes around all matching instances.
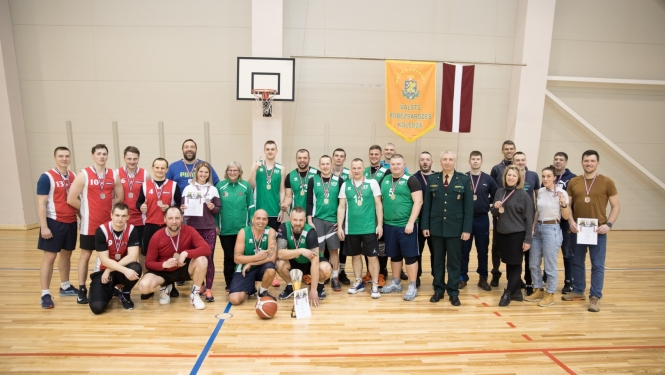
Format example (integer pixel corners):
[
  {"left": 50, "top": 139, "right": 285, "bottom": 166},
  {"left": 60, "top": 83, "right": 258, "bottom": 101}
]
[
  {"left": 403, "top": 284, "right": 418, "bottom": 301},
  {"left": 159, "top": 284, "right": 172, "bottom": 305},
  {"left": 380, "top": 281, "right": 402, "bottom": 294},
  {"left": 371, "top": 285, "right": 381, "bottom": 299},
  {"left": 190, "top": 292, "right": 206, "bottom": 310}
]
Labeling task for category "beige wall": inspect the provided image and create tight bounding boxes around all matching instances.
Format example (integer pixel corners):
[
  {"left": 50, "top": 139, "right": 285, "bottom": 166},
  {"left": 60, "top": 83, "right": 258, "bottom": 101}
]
[{"left": 541, "top": 0, "right": 665, "bottom": 229}]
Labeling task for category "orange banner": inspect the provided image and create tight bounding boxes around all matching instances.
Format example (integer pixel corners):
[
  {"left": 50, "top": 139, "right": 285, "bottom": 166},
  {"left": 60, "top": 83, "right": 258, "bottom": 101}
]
[{"left": 385, "top": 60, "right": 437, "bottom": 142}]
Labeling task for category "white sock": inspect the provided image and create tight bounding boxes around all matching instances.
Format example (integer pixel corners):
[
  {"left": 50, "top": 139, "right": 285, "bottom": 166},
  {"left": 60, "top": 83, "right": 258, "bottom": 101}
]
[
  {"left": 259, "top": 286, "right": 267, "bottom": 294},
  {"left": 287, "top": 283, "right": 292, "bottom": 286},
  {"left": 60, "top": 281, "right": 70, "bottom": 290},
  {"left": 42, "top": 289, "right": 50, "bottom": 297},
  {"left": 192, "top": 285, "right": 201, "bottom": 294},
  {"left": 332, "top": 270, "right": 339, "bottom": 278}
]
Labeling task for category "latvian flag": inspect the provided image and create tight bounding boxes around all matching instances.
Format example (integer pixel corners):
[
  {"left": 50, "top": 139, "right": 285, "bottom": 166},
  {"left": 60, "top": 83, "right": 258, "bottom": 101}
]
[{"left": 440, "top": 63, "right": 475, "bottom": 133}]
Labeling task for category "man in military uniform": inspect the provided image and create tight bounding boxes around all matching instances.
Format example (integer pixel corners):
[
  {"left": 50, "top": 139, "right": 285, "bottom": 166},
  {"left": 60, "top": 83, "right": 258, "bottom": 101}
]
[{"left": 422, "top": 151, "right": 473, "bottom": 306}]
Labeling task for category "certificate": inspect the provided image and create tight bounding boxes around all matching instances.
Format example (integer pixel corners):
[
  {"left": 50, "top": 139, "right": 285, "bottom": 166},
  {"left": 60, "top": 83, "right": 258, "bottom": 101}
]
[
  {"left": 184, "top": 195, "right": 204, "bottom": 217},
  {"left": 293, "top": 288, "right": 312, "bottom": 319},
  {"left": 577, "top": 218, "right": 598, "bottom": 245}
]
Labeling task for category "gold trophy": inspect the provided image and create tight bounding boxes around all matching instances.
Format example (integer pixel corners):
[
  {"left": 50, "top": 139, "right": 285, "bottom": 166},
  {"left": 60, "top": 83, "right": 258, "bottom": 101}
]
[{"left": 290, "top": 268, "right": 303, "bottom": 318}]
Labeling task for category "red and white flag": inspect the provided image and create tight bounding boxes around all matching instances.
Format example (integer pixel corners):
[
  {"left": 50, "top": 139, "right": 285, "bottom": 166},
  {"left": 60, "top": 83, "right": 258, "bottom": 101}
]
[{"left": 440, "top": 63, "right": 475, "bottom": 133}]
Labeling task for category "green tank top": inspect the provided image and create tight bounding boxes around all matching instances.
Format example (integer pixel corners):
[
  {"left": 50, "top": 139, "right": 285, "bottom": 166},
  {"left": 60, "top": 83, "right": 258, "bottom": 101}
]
[
  {"left": 334, "top": 167, "right": 350, "bottom": 181},
  {"left": 254, "top": 162, "right": 282, "bottom": 216},
  {"left": 311, "top": 174, "right": 342, "bottom": 223},
  {"left": 285, "top": 222, "right": 314, "bottom": 264},
  {"left": 343, "top": 179, "right": 377, "bottom": 235},
  {"left": 236, "top": 226, "right": 270, "bottom": 272},
  {"left": 364, "top": 166, "right": 388, "bottom": 182},
  {"left": 381, "top": 173, "right": 418, "bottom": 227},
  {"left": 288, "top": 167, "right": 319, "bottom": 210}
]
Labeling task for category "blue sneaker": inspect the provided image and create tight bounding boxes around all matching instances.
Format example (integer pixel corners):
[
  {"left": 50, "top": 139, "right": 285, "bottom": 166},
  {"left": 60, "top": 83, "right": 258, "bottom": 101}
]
[
  {"left": 59, "top": 285, "right": 79, "bottom": 297},
  {"left": 348, "top": 280, "right": 365, "bottom": 294},
  {"left": 41, "top": 294, "right": 54, "bottom": 309}
]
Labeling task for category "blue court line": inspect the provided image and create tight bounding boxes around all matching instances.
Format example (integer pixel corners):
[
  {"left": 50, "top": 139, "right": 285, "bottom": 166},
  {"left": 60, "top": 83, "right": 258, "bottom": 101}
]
[{"left": 190, "top": 302, "right": 233, "bottom": 375}]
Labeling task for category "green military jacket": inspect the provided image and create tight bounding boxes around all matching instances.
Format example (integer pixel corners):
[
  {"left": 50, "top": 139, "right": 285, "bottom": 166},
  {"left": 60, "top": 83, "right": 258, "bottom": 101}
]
[{"left": 421, "top": 170, "right": 473, "bottom": 237}]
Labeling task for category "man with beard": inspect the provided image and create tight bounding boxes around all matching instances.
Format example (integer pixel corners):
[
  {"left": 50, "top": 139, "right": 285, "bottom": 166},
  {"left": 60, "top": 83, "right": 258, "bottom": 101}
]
[
  {"left": 281, "top": 149, "right": 319, "bottom": 213},
  {"left": 166, "top": 139, "right": 220, "bottom": 194},
  {"left": 413, "top": 151, "right": 435, "bottom": 287},
  {"left": 363, "top": 145, "right": 389, "bottom": 286}
]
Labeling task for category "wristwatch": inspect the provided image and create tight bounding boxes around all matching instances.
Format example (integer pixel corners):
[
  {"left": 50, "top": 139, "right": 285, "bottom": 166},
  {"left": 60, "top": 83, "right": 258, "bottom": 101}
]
[
  {"left": 561, "top": 204, "right": 568, "bottom": 208},
  {"left": 606, "top": 222, "right": 613, "bottom": 229}
]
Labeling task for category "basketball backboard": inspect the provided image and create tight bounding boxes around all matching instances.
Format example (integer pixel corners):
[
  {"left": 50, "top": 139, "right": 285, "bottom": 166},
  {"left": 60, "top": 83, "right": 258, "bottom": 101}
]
[{"left": 236, "top": 57, "right": 295, "bottom": 101}]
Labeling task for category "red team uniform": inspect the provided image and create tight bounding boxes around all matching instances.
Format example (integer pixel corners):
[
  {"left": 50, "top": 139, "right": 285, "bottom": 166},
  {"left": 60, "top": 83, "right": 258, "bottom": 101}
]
[
  {"left": 37, "top": 169, "right": 78, "bottom": 252},
  {"left": 118, "top": 167, "right": 147, "bottom": 227},
  {"left": 79, "top": 167, "right": 117, "bottom": 241}
]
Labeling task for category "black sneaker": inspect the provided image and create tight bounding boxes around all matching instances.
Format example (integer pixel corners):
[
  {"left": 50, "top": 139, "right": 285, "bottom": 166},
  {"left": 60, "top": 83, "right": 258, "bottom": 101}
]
[
  {"left": 416, "top": 277, "right": 421, "bottom": 288},
  {"left": 140, "top": 292, "right": 154, "bottom": 300},
  {"left": 520, "top": 280, "right": 526, "bottom": 289},
  {"left": 259, "top": 289, "right": 277, "bottom": 301},
  {"left": 400, "top": 270, "right": 408, "bottom": 281},
  {"left": 77, "top": 288, "right": 89, "bottom": 304},
  {"left": 171, "top": 283, "right": 180, "bottom": 297},
  {"left": 324, "top": 278, "right": 330, "bottom": 285},
  {"left": 490, "top": 274, "right": 500, "bottom": 287},
  {"left": 41, "top": 294, "right": 54, "bottom": 309},
  {"left": 562, "top": 280, "right": 573, "bottom": 294},
  {"left": 176, "top": 281, "right": 186, "bottom": 286},
  {"left": 317, "top": 284, "right": 327, "bottom": 300},
  {"left": 119, "top": 292, "right": 134, "bottom": 310},
  {"left": 338, "top": 270, "right": 351, "bottom": 285},
  {"left": 279, "top": 285, "right": 294, "bottom": 300},
  {"left": 525, "top": 285, "right": 534, "bottom": 296}
]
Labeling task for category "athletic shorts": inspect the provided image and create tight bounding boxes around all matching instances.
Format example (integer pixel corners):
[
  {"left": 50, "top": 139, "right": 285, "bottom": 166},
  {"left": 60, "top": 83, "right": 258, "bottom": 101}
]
[
  {"left": 145, "top": 259, "right": 192, "bottom": 286},
  {"left": 37, "top": 218, "right": 77, "bottom": 252},
  {"left": 229, "top": 262, "right": 276, "bottom": 294},
  {"left": 79, "top": 234, "right": 96, "bottom": 251},
  {"left": 345, "top": 234, "right": 379, "bottom": 257},
  {"left": 312, "top": 218, "right": 340, "bottom": 251},
  {"left": 134, "top": 225, "right": 144, "bottom": 249},
  {"left": 267, "top": 217, "right": 280, "bottom": 232},
  {"left": 142, "top": 223, "right": 166, "bottom": 256},
  {"left": 383, "top": 223, "right": 420, "bottom": 258},
  {"left": 289, "top": 257, "right": 329, "bottom": 275}
]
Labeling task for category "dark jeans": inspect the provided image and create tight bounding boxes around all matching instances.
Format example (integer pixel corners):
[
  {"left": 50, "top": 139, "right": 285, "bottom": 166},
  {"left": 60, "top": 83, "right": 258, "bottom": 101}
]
[
  {"left": 561, "top": 227, "right": 574, "bottom": 282},
  {"left": 219, "top": 234, "right": 238, "bottom": 288},
  {"left": 417, "top": 230, "right": 433, "bottom": 278},
  {"left": 89, "top": 262, "right": 142, "bottom": 314},
  {"left": 461, "top": 215, "right": 490, "bottom": 281}
]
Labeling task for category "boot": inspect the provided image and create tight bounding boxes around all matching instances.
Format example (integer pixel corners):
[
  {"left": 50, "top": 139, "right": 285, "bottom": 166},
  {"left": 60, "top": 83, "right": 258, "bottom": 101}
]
[{"left": 499, "top": 289, "right": 511, "bottom": 307}]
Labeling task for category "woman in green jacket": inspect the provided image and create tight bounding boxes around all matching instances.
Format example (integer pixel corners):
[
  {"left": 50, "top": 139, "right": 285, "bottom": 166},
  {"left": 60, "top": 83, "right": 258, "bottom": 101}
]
[{"left": 215, "top": 161, "right": 256, "bottom": 293}]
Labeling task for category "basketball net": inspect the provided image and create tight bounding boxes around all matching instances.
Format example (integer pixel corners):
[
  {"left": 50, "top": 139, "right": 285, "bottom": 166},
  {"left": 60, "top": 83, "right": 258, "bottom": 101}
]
[{"left": 252, "top": 89, "right": 277, "bottom": 117}]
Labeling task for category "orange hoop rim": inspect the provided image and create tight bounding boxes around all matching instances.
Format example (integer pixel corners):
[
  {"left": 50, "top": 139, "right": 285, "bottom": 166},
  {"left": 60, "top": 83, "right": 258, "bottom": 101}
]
[{"left": 252, "top": 89, "right": 278, "bottom": 101}]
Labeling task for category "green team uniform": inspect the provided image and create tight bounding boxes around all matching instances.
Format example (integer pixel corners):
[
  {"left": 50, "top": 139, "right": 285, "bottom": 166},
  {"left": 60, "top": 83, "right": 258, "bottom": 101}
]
[
  {"left": 381, "top": 173, "right": 417, "bottom": 227},
  {"left": 215, "top": 179, "right": 255, "bottom": 236},
  {"left": 334, "top": 167, "right": 350, "bottom": 181},
  {"left": 364, "top": 166, "right": 388, "bottom": 182},
  {"left": 254, "top": 162, "right": 283, "bottom": 217},
  {"left": 236, "top": 226, "right": 270, "bottom": 272},
  {"left": 311, "top": 174, "right": 343, "bottom": 223},
  {"left": 285, "top": 222, "right": 317, "bottom": 263},
  {"left": 288, "top": 167, "right": 319, "bottom": 210},
  {"left": 340, "top": 179, "right": 379, "bottom": 235}
]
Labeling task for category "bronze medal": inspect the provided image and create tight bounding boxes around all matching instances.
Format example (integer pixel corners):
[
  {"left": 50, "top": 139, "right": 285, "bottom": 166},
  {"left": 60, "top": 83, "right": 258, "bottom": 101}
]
[
  {"left": 473, "top": 194, "right": 477, "bottom": 201},
  {"left": 498, "top": 207, "right": 504, "bottom": 214},
  {"left": 584, "top": 196, "right": 590, "bottom": 203},
  {"left": 115, "top": 253, "right": 121, "bottom": 261},
  {"left": 173, "top": 252, "right": 179, "bottom": 259}
]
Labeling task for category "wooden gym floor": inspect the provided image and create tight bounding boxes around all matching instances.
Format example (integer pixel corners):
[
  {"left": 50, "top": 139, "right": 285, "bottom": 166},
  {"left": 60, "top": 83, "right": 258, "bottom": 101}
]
[{"left": 0, "top": 229, "right": 664, "bottom": 374}]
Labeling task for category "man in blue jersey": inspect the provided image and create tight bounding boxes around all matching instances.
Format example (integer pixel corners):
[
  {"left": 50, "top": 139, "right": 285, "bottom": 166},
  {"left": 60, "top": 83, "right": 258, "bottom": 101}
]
[{"left": 166, "top": 139, "right": 220, "bottom": 193}]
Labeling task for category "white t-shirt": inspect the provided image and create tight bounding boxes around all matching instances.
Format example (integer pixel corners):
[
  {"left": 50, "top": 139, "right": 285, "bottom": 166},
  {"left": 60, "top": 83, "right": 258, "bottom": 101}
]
[{"left": 536, "top": 186, "right": 569, "bottom": 221}]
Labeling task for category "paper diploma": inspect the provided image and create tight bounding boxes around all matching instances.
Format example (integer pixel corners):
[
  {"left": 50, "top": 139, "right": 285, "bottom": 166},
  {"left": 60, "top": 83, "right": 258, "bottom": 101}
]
[
  {"left": 184, "top": 195, "right": 204, "bottom": 217},
  {"left": 293, "top": 288, "right": 312, "bottom": 319},
  {"left": 577, "top": 218, "right": 598, "bottom": 245}
]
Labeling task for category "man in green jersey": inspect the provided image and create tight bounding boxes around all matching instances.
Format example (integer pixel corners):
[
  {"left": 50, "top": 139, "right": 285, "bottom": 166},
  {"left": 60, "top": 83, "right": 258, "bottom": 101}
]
[
  {"left": 228, "top": 210, "right": 278, "bottom": 306},
  {"left": 378, "top": 155, "right": 423, "bottom": 301},
  {"left": 337, "top": 158, "right": 384, "bottom": 299},
  {"left": 332, "top": 148, "right": 351, "bottom": 285},
  {"left": 364, "top": 145, "right": 389, "bottom": 286},
  {"left": 422, "top": 151, "right": 473, "bottom": 307},
  {"left": 281, "top": 149, "right": 319, "bottom": 213},
  {"left": 307, "top": 155, "right": 344, "bottom": 291},
  {"left": 276, "top": 208, "right": 332, "bottom": 307}
]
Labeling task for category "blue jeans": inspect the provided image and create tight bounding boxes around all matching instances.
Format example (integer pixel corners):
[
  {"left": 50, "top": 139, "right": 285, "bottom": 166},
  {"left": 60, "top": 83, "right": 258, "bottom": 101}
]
[
  {"left": 560, "top": 222, "right": 574, "bottom": 282},
  {"left": 461, "top": 215, "right": 490, "bottom": 281},
  {"left": 572, "top": 233, "right": 607, "bottom": 299},
  {"left": 530, "top": 223, "right": 563, "bottom": 293}
]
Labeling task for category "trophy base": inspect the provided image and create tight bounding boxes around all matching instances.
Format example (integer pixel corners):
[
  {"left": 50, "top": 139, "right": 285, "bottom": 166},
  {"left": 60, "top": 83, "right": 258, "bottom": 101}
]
[{"left": 291, "top": 305, "right": 296, "bottom": 318}]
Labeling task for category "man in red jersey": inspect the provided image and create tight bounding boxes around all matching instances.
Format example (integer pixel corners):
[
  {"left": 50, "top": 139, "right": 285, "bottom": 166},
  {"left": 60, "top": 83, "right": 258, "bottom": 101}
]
[
  {"left": 117, "top": 146, "right": 148, "bottom": 254},
  {"left": 36, "top": 147, "right": 79, "bottom": 308},
  {"left": 68, "top": 144, "right": 124, "bottom": 304},
  {"left": 138, "top": 207, "right": 210, "bottom": 310}
]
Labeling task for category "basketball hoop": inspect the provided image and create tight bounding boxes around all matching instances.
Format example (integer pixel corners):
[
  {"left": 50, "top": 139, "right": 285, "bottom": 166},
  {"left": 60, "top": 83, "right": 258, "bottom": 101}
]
[{"left": 252, "top": 89, "right": 277, "bottom": 117}]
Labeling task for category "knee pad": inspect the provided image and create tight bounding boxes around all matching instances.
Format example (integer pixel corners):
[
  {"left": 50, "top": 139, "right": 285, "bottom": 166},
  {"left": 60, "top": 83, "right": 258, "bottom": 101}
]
[
  {"left": 404, "top": 256, "right": 418, "bottom": 265},
  {"left": 391, "top": 256, "right": 404, "bottom": 263}
]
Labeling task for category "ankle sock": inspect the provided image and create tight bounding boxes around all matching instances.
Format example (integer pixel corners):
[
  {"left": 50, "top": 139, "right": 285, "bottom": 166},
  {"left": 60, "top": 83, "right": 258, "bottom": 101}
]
[
  {"left": 339, "top": 264, "right": 345, "bottom": 272},
  {"left": 42, "top": 289, "right": 50, "bottom": 297},
  {"left": 258, "top": 286, "right": 267, "bottom": 294},
  {"left": 192, "top": 285, "right": 201, "bottom": 294},
  {"left": 332, "top": 270, "right": 339, "bottom": 278},
  {"left": 409, "top": 281, "right": 416, "bottom": 288},
  {"left": 393, "top": 277, "right": 400, "bottom": 285},
  {"left": 60, "top": 281, "right": 70, "bottom": 290}
]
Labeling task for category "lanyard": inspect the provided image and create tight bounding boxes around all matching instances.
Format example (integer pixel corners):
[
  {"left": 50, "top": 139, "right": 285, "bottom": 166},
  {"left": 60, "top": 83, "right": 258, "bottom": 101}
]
[
  {"left": 391, "top": 174, "right": 404, "bottom": 195},
  {"left": 54, "top": 169, "right": 71, "bottom": 194},
  {"left": 470, "top": 173, "right": 481, "bottom": 195},
  {"left": 263, "top": 161, "right": 275, "bottom": 183},
  {"left": 419, "top": 171, "right": 428, "bottom": 186},
  {"left": 195, "top": 184, "right": 211, "bottom": 198},
  {"left": 500, "top": 189, "right": 516, "bottom": 205},
  {"left": 153, "top": 179, "right": 164, "bottom": 200},
  {"left": 183, "top": 159, "right": 198, "bottom": 180},
  {"left": 353, "top": 178, "right": 365, "bottom": 201},
  {"left": 124, "top": 167, "right": 137, "bottom": 192},
  {"left": 109, "top": 223, "right": 125, "bottom": 257},
  {"left": 96, "top": 168, "right": 107, "bottom": 193},
  {"left": 252, "top": 230, "right": 264, "bottom": 253},
  {"left": 322, "top": 176, "right": 331, "bottom": 198},
  {"left": 167, "top": 229, "right": 180, "bottom": 254},
  {"left": 291, "top": 232, "right": 303, "bottom": 248},
  {"left": 584, "top": 174, "right": 598, "bottom": 197},
  {"left": 297, "top": 170, "right": 308, "bottom": 190}
]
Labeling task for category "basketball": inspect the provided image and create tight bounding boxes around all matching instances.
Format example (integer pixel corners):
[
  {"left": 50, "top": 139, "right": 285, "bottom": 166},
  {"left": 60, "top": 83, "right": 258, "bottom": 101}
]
[{"left": 255, "top": 296, "right": 278, "bottom": 319}]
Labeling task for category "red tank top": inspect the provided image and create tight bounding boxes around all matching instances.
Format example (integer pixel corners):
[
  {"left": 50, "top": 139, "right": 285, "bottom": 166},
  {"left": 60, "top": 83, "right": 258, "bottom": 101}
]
[
  {"left": 98, "top": 221, "right": 133, "bottom": 271},
  {"left": 80, "top": 167, "right": 116, "bottom": 235},
  {"left": 44, "top": 169, "right": 77, "bottom": 223},
  {"left": 118, "top": 167, "right": 146, "bottom": 227},
  {"left": 143, "top": 179, "right": 176, "bottom": 225}
]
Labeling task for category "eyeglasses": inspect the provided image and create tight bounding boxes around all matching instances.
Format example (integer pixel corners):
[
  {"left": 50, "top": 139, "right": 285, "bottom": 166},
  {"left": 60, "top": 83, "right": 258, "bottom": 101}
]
[{"left": 227, "top": 169, "right": 239, "bottom": 173}]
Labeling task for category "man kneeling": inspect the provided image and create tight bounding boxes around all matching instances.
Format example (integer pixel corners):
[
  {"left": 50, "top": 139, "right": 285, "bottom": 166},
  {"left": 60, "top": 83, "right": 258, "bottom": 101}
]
[
  {"left": 138, "top": 207, "right": 210, "bottom": 310},
  {"left": 89, "top": 203, "right": 142, "bottom": 314},
  {"left": 228, "top": 209, "right": 278, "bottom": 305},
  {"left": 276, "top": 207, "right": 332, "bottom": 307}
]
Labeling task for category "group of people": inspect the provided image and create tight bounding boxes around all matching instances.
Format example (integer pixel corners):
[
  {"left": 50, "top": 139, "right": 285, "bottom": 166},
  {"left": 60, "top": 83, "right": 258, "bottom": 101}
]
[{"left": 36, "top": 138, "right": 619, "bottom": 314}]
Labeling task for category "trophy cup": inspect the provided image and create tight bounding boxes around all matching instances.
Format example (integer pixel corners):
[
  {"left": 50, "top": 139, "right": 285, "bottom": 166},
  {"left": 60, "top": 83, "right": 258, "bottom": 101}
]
[{"left": 290, "top": 268, "right": 303, "bottom": 318}]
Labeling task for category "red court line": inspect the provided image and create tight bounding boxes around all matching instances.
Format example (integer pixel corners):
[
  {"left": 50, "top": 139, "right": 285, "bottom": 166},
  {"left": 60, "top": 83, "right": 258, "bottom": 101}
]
[
  {"left": 543, "top": 350, "right": 576, "bottom": 375},
  {"left": 472, "top": 294, "right": 479, "bottom": 299},
  {"left": 207, "top": 345, "right": 665, "bottom": 359},
  {"left": 522, "top": 334, "right": 533, "bottom": 341},
  {"left": 507, "top": 322, "right": 516, "bottom": 328},
  {"left": 0, "top": 353, "right": 196, "bottom": 358},
  {"left": 482, "top": 302, "right": 489, "bottom": 307},
  {"left": 493, "top": 311, "right": 502, "bottom": 317}
]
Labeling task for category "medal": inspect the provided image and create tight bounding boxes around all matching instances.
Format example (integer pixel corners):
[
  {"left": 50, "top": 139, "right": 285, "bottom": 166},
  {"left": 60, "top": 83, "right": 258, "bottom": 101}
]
[
  {"left": 264, "top": 161, "right": 275, "bottom": 188},
  {"left": 473, "top": 194, "right": 477, "bottom": 201},
  {"left": 583, "top": 174, "right": 598, "bottom": 204},
  {"left": 470, "top": 173, "right": 481, "bottom": 202},
  {"left": 109, "top": 222, "right": 125, "bottom": 263},
  {"left": 498, "top": 189, "right": 516, "bottom": 214},
  {"left": 499, "top": 207, "right": 504, "bottom": 213},
  {"left": 157, "top": 200, "right": 162, "bottom": 206},
  {"left": 128, "top": 192, "right": 133, "bottom": 198},
  {"left": 389, "top": 175, "right": 403, "bottom": 202},
  {"left": 173, "top": 252, "right": 179, "bottom": 259},
  {"left": 54, "top": 169, "right": 71, "bottom": 195},
  {"left": 115, "top": 254, "right": 121, "bottom": 261},
  {"left": 300, "top": 190, "right": 305, "bottom": 196},
  {"left": 96, "top": 167, "right": 107, "bottom": 200},
  {"left": 457, "top": 194, "right": 461, "bottom": 200},
  {"left": 391, "top": 194, "right": 396, "bottom": 200},
  {"left": 124, "top": 167, "right": 137, "bottom": 200},
  {"left": 188, "top": 179, "right": 192, "bottom": 184},
  {"left": 168, "top": 229, "right": 181, "bottom": 259},
  {"left": 183, "top": 159, "right": 198, "bottom": 186},
  {"left": 322, "top": 177, "right": 332, "bottom": 206},
  {"left": 267, "top": 184, "right": 272, "bottom": 190},
  {"left": 585, "top": 196, "right": 591, "bottom": 203},
  {"left": 352, "top": 178, "right": 365, "bottom": 208},
  {"left": 100, "top": 193, "right": 106, "bottom": 199},
  {"left": 324, "top": 198, "right": 329, "bottom": 204},
  {"left": 357, "top": 199, "right": 363, "bottom": 206}
]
